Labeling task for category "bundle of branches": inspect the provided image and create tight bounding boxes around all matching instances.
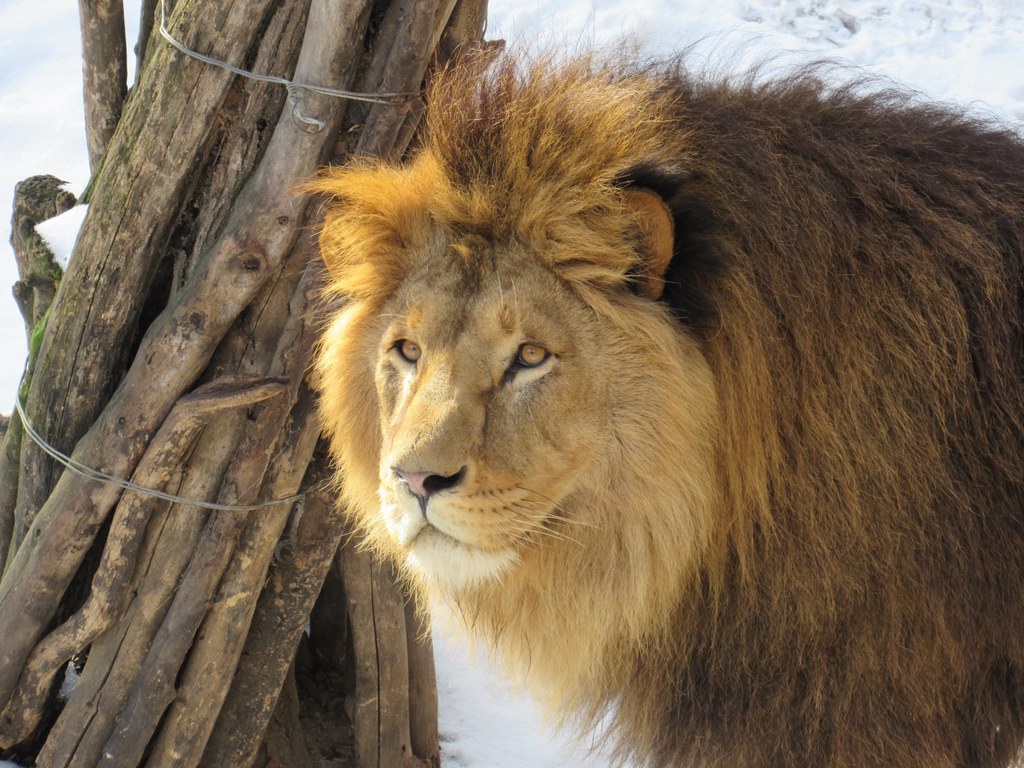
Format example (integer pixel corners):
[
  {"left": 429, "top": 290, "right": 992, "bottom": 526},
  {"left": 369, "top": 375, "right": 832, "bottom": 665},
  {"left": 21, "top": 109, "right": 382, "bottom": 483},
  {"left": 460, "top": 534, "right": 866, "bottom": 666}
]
[{"left": 0, "top": 0, "right": 489, "bottom": 765}]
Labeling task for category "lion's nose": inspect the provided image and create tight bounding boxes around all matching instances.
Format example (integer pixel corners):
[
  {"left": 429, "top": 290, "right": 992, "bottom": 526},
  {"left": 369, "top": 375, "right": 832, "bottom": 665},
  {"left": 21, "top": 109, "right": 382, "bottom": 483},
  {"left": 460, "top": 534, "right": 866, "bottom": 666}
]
[{"left": 392, "top": 466, "right": 467, "bottom": 502}]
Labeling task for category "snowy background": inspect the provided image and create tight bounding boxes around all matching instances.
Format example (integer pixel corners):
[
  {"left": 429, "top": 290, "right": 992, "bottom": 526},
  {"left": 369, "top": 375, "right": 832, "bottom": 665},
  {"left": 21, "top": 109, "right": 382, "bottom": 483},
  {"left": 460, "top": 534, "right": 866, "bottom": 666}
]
[{"left": 1, "top": 0, "right": 1023, "bottom": 765}]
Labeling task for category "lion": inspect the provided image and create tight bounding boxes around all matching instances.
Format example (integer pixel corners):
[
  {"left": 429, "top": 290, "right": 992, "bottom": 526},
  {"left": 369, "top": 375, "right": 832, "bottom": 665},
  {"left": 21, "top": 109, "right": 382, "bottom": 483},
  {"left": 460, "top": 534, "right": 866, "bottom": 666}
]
[{"left": 308, "top": 53, "right": 1024, "bottom": 768}]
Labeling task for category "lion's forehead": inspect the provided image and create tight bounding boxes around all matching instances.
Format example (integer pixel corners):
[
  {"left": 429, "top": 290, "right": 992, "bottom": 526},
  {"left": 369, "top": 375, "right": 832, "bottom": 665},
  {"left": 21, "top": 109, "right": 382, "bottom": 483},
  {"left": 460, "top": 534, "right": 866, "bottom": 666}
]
[{"left": 388, "top": 244, "right": 580, "bottom": 355}]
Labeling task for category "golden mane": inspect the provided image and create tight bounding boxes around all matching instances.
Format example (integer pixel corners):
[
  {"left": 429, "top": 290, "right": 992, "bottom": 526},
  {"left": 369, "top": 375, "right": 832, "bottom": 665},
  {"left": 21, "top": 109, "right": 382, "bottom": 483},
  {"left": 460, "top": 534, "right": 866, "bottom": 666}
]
[
  {"left": 310, "top": 56, "right": 691, "bottom": 304},
  {"left": 311, "top": 52, "right": 1024, "bottom": 768}
]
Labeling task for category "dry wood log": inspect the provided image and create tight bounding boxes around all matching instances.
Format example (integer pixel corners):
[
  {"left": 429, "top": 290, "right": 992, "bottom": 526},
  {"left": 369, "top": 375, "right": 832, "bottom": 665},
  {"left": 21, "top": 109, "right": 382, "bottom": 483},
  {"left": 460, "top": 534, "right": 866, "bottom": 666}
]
[
  {"left": 0, "top": 0, "right": 314, "bottom": 714},
  {"left": 133, "top": 0, "right": 159, "bottom": 86},
  {"left": 94, "top": 247, "right": 323, "bottom": 768},
  {"left": 99, "top": 378, "right": 302, "bottom": 767},
  {"left": 405, "top": 598, "right": 439, "bottom": 763},
  {"left": 200, "top": 452, "right": 340, "bottom": 767},
  {"left": 0, "top": 377, "right": 288, "bottom": 746},
  {"left": 0, "top": 234, "right": 274, "bottom": 717},
  {"left": 13, "top": 0, "right": 288, "bottom": 542},
  {"left": 339, "top": 545, "right": 440, "bottom": 768},
  {"left": 144, "top": 267, "right": 322, "bottom": 768},
  {"left": 1, "top": 0, "right": 491, "bottom": 762},
  {"left": 37, "top": 444, "right": 231, "bottom": 767},
  {"left": 91, "top": 0, "right": 386, "bottom": 749},
  {"left": 203, "top": 1, "right": 490, "bottom": 763},
  {"left": 259, "top": 666, "right": 317, "bottom": 768},
  {"left": 13, "top": 1, "right": 353, "bottom": 754},
  {"left": 439, "top": 0, "right": 493, "bottom": 63},
  {"left": 78, "top": 0, "right": 128, "bottom": 169},
  {"left": 1, "top": 176, "right": 76, "bottom": 578},
  {"left": 354, "top": 0, "right": 458, "bottom": 159}
]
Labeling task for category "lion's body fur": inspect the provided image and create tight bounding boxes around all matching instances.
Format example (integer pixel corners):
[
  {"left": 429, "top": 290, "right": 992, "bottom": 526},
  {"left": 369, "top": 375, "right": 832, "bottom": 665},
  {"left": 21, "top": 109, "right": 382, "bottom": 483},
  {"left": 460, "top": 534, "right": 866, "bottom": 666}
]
[{"left": 312, "top": 54, "right": 1024, "bottom": 768}]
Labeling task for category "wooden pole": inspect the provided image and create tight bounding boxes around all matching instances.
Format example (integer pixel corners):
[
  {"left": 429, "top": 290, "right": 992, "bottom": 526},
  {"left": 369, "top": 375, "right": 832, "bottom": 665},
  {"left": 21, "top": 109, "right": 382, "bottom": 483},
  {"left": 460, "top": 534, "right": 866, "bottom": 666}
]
[{"left": 0, "top": 0, "right": 491, "bottom": 763}]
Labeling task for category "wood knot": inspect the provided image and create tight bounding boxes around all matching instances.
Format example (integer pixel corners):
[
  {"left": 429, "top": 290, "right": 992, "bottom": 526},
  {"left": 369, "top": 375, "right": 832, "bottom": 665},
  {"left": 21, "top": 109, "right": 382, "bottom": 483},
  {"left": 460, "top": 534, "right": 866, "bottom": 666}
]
[{"left": 240, "top": 253, "right": 264, "bottom": 272}]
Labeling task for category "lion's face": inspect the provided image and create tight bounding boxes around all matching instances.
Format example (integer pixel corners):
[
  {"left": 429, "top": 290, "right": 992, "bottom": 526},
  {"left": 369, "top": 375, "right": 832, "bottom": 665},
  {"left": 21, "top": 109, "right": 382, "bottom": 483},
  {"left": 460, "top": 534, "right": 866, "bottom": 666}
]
[
  {"left": 367, "top": 240, "right": 614, "bottom": 588},
  {"left": 313, "top": 151, "right": 719, "bottom": 606}
]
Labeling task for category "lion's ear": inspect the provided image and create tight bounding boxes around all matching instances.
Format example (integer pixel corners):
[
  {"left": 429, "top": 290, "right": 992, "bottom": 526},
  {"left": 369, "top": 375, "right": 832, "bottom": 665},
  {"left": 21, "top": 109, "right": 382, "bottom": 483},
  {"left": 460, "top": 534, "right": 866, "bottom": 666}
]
[{"left": 622, "top": 188, "right": 674, "bottom": 301}]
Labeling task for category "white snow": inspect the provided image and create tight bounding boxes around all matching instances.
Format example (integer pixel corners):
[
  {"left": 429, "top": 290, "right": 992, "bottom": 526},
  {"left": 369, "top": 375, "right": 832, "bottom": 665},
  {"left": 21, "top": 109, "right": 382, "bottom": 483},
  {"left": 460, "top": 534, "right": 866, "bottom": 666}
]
[
  {"left": 1, "top": 1, "right": 1023, "bottom": 766},
  {"left": 432, "top": 617, "right": 608, "bottom": 768},
  {"left": 57, "top": 661, "right": 80, "bottom": 702},
  {"left": 34, "top": 204, "right": 89, "bottom": 270}
]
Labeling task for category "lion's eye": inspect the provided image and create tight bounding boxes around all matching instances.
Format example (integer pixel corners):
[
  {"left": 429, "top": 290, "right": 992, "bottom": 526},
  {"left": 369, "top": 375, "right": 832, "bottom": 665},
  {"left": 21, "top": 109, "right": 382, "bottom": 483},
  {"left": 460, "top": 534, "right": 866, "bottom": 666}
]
[
  {"left": 514, "top": 343, "right": 549, "bottom": 369},
  {"left": 394, "top": 339, "right": 421, "bottom": 364}
]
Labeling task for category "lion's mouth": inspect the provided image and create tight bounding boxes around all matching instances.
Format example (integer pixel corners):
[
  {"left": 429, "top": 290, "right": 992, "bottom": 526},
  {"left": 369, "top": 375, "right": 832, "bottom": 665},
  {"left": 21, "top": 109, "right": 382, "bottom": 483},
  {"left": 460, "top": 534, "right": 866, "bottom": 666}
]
[
  {"left": 403, "top": 520, "right": 519, "bottom": 588},
  {"left": 380, "top": 478, "right": 545, "bottom": 586},
  {"left": 410, "top": 520, "right": 456, "bottom": 546},
  {"left": 412, "top": 518, "right": 502, "bottom": 555}
]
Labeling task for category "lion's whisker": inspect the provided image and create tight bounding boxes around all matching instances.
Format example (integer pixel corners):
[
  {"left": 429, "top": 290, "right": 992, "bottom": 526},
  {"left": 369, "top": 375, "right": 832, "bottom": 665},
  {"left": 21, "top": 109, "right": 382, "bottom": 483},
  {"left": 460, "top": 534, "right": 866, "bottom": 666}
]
[
  {"left": 507, "top": 506, "right": 585, "bottom": 547},
  {"left": 513, "top": 489, "right": 602, "bottom": 531}
]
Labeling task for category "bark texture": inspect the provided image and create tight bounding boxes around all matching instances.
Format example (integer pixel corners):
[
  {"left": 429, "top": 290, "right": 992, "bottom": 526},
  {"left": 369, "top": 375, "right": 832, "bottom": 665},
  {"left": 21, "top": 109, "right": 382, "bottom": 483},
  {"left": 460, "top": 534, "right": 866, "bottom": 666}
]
[
  {"left": 78, "top": 0, "right": 128, "bottom": 169},
  {"left": 2, "top": 176, "right": 76, "bottom": 578},
  {"left": 0, "top": 0, "right": 490, "bottom": 764}
]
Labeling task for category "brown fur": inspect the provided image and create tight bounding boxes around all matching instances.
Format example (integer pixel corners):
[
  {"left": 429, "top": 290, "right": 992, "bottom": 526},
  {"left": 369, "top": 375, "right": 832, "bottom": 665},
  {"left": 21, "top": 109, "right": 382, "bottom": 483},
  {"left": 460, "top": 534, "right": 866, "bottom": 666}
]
[{"left": 310, "top": 53, "right": 1024, "bottom": 768}]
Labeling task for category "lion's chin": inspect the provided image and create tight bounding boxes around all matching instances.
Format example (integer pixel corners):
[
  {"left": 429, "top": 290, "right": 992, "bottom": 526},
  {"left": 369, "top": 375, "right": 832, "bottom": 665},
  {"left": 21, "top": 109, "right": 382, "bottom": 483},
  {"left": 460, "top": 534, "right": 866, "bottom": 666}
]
[{"left": 405, "top": 526, "right": 518, "bottom": 590}]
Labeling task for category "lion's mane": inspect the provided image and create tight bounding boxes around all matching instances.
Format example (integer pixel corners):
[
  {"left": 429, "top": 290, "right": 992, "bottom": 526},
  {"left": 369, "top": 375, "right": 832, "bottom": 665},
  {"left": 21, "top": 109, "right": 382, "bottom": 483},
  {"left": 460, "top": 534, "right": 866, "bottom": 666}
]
[{"left": 312, "top": 54, "right": 1024, "bottom": 768}]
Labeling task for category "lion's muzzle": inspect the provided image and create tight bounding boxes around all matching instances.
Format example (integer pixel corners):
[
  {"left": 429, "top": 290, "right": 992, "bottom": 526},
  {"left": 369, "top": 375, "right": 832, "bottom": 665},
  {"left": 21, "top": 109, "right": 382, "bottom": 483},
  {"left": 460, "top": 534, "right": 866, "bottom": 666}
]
[{"left": 391, "top": 465, "right": 468, "bottom": 513}]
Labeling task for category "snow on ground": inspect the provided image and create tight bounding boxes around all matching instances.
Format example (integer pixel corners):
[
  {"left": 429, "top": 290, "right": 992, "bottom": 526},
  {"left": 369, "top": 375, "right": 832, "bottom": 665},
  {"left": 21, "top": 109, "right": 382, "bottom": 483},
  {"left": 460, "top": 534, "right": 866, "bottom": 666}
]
[
  {"left": 1, "top": 1, "right": 1023, "bottom": 766},
  {"left": 432, "top": 607, "right": 614, "bottom": 768}
]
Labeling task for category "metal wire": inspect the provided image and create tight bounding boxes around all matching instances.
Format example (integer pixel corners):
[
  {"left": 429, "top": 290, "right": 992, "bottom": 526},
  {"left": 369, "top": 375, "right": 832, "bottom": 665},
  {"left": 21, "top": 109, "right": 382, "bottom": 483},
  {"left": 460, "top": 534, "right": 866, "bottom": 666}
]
[
  {"left": 8, "top": 1, "right": 369, "bottom": 511},
  {"left": 14, "top": 394, "right": 305, "bottom": 513},
  {"left": 158, "top": 0, "right": 419, "bottom": 131}
]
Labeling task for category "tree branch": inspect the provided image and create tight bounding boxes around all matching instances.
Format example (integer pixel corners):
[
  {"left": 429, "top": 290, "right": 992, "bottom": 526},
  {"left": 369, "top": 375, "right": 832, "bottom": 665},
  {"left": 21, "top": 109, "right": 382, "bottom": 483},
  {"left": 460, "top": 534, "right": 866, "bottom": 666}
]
[
  {"left": 0, "top": 377, "right": 288, "bottom": 747},
  {"left": 146, "top": 266, "right": 322, "bottom": 768},
  {"left": 14, "top": 0, "right": 286, "bottom": 548},
  {"left": 199, "top": 457, "right": 340, "bottom": 768},
  {"left": 78, "top": 0, "right": 128, "bottom": 169},
  {"left": 133, "top": 0, "right": 158, "bottom": 85}
]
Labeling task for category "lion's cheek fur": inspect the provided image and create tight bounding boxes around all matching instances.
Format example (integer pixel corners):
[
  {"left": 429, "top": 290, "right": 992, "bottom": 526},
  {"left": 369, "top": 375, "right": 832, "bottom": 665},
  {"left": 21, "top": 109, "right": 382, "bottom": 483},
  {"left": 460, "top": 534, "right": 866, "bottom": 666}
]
[
  {"left": 315, "top": 302, "right": 400, "bottom": 561},
  {"left": 322, "top": 285, "right": 721, "bottom": 717},
  {"left": 453, "top": 310, "right": 720, "bottom": 720}
]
